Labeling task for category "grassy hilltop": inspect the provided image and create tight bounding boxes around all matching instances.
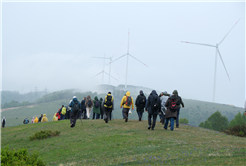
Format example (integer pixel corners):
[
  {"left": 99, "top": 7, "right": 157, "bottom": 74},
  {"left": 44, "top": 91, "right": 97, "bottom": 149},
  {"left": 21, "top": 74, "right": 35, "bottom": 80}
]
[{"left": 1, "top": 119, "right": 245, "bottom": 165}]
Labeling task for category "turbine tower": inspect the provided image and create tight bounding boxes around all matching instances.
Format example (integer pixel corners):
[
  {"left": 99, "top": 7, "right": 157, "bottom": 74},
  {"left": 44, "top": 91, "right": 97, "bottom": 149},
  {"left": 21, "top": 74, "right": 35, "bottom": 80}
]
[
  {"left": 181, "top": 19, "right": 240, "bottom": 102},
  {"left": 108, "top": 29, "right": 148, "bottom": 89},
  {"left": 92, "top": 54, "right": 119, "bottom": 85}
]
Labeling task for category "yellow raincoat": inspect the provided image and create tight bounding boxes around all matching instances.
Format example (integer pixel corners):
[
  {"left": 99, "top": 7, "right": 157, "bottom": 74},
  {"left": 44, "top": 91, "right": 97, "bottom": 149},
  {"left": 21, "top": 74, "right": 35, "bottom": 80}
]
[
  {"left": 120, "top": 91, "right": 134, "bottom": 109},
  {"left": 53, "top": 113, "right": 58, "bottom": 121},
  {"left": 34, "top": 117, "right": 38, "bottom": 123},
  {"left": 41, "top": 114, "right": 48, "bottom": 122}
]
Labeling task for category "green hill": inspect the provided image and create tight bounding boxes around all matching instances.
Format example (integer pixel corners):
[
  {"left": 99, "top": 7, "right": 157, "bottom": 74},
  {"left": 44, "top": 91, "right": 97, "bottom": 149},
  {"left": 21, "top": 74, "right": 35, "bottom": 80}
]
[{"left": 1, "top": 119, "right": 245, "bottom": 165}]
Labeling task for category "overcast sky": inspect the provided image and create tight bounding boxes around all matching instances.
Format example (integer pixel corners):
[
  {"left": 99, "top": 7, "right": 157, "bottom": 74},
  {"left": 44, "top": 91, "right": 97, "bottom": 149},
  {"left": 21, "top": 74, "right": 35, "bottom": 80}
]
[{"left": 1, "top": 1, "right": 245, "bottom": 107}]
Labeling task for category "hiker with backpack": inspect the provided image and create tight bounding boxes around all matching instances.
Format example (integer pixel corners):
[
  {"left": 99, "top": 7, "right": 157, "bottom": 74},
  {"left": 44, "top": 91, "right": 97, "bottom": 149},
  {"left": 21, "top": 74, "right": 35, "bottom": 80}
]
[
  {"left": 135, "top": 90, "right": 146, "bottom": 121},
  {"left": 145, "top": 90, "right": 161, "bottom": 130},
  {"left": 99, "top": 97, "right": 104, "bottom": 119},
  {"left": 38, "top": 114, "right": 43, "bottom": 122},
  {"left": 103, "top": 92, "right": 114, "bottom": 123},
  {"left": 159, "top": 91, "right": 169, "bottom": 125},
  {"left": 81, "top": 97, "right": 87, "bottom": 119},
  {"left": 164, "top": 91, "right": 181, "bottom": 131},
  {"left": 60, "top": 105, "right": 66, "bottom": 120},
  {"left": 85, "top": 95, "right": 94, "bottom": 119},
  {"left": 23, "top": 118, "right": 29, "bottom": 124},
  {"left": 69, "top": 96, "right": 81, "bottom": 128},
  {"left": 2, "top": 117, "right": 6, "bottom": 128},
  {"left": 93, "top": 96, "right": 100, "bottom": 119},
  {"left": 120, "top": 91, "right": 134, "bottom": 122},
  {"left": 172, "top": 90, "right": 184, "bottom": 128}
]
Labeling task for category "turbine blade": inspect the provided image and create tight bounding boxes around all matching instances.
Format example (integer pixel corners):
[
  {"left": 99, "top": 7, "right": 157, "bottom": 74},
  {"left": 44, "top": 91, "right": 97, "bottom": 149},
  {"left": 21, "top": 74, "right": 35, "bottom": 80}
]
[
  {"left": 92, "top": 71, "right": 103, "bottom": 78},
  {"left": 103, "top": 71, "right": 119, "bottom": 81},
  {"left": 219, "top": 18, "right": 241, "bottom": 46},
  {"left": 129, "top": 54, "right": 148, "bottom": 67},
  {"left": 106, "top": 54, "right": 127, "bottom": 65},
  {"left": 217, "top": 48, "right": 230, "bottom": 81},
  {"left": 181, "top": 41, "right": 216, "bottom": 47}
]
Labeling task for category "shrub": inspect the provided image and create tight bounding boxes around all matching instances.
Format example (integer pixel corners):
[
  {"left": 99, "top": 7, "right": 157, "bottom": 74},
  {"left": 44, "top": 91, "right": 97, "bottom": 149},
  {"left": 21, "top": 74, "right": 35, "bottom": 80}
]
[
  {"left": 179, "top": 118, "right": 189, "bottom": 124},
  {"left": 224, "top": 124, "right": 246, "bottom": 137},
  {"left": 29, "top": 130, "right": 60, "bottom": 141},
  {"left": 1, "top": 146, "right": 46, "bottom": 166}
]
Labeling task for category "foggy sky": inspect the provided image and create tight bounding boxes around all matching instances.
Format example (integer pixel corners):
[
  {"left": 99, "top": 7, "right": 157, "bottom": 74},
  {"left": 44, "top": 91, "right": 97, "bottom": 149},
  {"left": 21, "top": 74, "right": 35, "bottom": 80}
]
[{"left": 1, "top": 1, "right": 245, "bottom": 107}]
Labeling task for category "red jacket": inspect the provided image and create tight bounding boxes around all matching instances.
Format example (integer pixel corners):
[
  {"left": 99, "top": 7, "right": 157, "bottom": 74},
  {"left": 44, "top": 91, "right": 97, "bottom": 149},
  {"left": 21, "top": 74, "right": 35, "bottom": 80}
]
[{"left": 56, "top": 111, "right": 61, "bottom": 120}]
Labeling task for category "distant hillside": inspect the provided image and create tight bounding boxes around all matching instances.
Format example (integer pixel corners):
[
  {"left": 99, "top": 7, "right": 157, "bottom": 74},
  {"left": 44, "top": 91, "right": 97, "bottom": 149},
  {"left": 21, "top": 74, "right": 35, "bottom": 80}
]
[
  {"left": 1, "top": 85, "right": 244, "bottom": 127},
  {"left": 1, "top": 120, "right": 245, "bottom": 165}
]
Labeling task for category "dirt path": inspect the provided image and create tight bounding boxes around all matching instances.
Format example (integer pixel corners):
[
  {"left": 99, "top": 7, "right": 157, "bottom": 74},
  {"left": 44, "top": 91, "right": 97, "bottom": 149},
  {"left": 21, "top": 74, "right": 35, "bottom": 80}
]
[{"left": 1, "top": 105, "right": 35, "bottom": 112}]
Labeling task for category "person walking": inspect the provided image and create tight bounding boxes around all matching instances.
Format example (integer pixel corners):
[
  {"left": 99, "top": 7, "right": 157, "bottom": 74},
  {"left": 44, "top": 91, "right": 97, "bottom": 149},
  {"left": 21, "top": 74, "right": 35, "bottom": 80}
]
[
  {"left": 92, "top": 96, "right": 100, "bottom": 119},
  {"left": 164, "top": 93, "right": 180, "bottom": 131},
  {"left": 103, "top": 92, "right": 114, "bottom": 123},
  {"left": 159, "top": 91, "right": 169, "bottom": 124},
  {"left": 99, "top": 97, "right": 104, "bottom": 119},
  {"left": 135, "top": 90, "right": 146, "bottom": 121},
  {"left": 66, "top": 100, "right": 72, "bottom": 120},
  {"left": 120, "top": 91, "right": 134, "bottom": 122},
  {"left": 172, "top": 90, "right": 184, "bottom": 128},
  {"left": 69, "top": 96, "right": 81, "bottom": 128},
  {"left": 2, "top": 117, "right": 6, "bottom": 128},
  {"left": 145, "top": 90, "right": 161, "bottom": 130},
  {"left": 85, "top": 95, "right": 93, "bottom": 119},
  {"left": 81, "top": 97, "right": 87, "bottom": 119}
]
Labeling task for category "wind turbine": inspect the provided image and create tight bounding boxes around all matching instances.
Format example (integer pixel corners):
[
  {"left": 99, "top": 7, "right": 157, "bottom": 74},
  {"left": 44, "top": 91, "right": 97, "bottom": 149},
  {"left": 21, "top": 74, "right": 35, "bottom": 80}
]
[
  {"left": 181, "top": 19, "right": 240, "bottom": 102},
  {"left": 92, "top": 54, "right": 118, "bottom": 84},
  {"left": 108, "top": 29, "right": 148, "bottom": 89}
]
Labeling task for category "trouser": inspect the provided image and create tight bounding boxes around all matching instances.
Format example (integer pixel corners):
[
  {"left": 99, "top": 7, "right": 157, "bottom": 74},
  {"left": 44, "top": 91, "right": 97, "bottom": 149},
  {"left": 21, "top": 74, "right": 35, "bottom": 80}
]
[
  {"left": 2, "top": 122, "right": 5, "bottom": 128},
  {"left": 65, "top": 111, "right": 70, "bottom": 119},
  {"left": 93, "top": 113, "right": 99, "bottom": 119},
  {"left": 81, "top": 110, "right": 87, "bottom": 119},
  {"left": 159, "top": 111, "right": 165, "bottom": 124},
  {"left": 137, "top": 107, "right": 144, "bottom": 118},
  {"left": 123, "top": 108, "right": 130, "bottom": 119},
  {"left": 70, "top": 110, "right": 79, "bottom": 126},
  {"left": 86, "top": 107, "right": 92, "bottom": 119},
  {"left": 122, "top": 108, "right": 124, "bottom": 118},
  {"left": 104, "top": 107, "right": 112, "bottom": 122},
  {"left": 164, "top": 118, "right": 174, "bottom": 130},
  {"left": 100, "top": 109, "right": 104, "bottom": 119},
  {"left": 148, "top": 114, "right": 157, "bottom": 129},
  {"left": 109, "top": 110, "right": 112, "bottom": 120},
  {"left": 176, "top": 107, "right": 180, "bottom": 126},
  {"left": 60, "top": 115, "right": 65, "bottom": 120}
]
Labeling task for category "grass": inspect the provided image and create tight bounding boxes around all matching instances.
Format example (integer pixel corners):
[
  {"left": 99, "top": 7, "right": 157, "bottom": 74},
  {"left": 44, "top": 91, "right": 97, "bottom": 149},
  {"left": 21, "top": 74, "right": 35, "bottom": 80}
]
[{"left": 1, "top": 119, "right": 245, "bottom": 165}]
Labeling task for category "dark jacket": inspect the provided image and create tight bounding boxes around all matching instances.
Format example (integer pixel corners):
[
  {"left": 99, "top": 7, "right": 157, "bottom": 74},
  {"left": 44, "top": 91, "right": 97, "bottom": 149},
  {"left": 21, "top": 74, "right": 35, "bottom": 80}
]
[
  {"left": 164, "top": 95, "right": 178, "bottom": 119},
  {"left": 177, "top": 96, "right": 184, "bottom": 108},
  {"left": 145, "top": 90, "right": 161, "bottom": 115},
  {"left": 69, "top": 97, "right": 81, "bottom": 112},
  {"left": 135, "top": 92, "right": 146, "bottom": 108},
  {"left": 81, "top": 99, "right": 86, "bottom": 111},
  {"left": 38, "top": 115, "right": 43, "bottom": 122}
]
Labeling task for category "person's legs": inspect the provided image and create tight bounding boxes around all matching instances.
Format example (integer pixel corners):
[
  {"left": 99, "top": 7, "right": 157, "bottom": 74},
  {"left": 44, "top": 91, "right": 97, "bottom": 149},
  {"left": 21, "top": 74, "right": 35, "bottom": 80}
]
[
  {"left": 96, "top": 113, "right": 100, "bottom": 119},
  {"left": 89, "top": 108, "right": 92, "bottom": 119},
  {"left": 70, "top": 111, "right": 74, "bottom": 125},
  {"left": 122, "top": 108, "right": 124, "bottom": 119},
  {"left": 123, "top": 108, "right": 129, "bottom": 122},
  {"left": 176, "top": 107, "right": 180, "bottom": 127},
  {"left": 170, "top": 118, "right": 174, "bottom": 130},
  {"left": 73, "top": 111, "right": 79, "bottom": 127},
  {"left": 86, "top": 108, "right": 90, "bottom": 119},
  {"left": 109, "top": 111, "right": 112, "bottom": 120},
  {"left": 148, "top": 114, "right": 152, "bottom": 129},
  {"left": 152, "top": 114, "right": 157, "bottom": 129},
  {"left": 164, "top": 118, "right": 169, "bottom": 129},
  {"left": 92, "top": 112, "right": 95, "bottom": 119}
]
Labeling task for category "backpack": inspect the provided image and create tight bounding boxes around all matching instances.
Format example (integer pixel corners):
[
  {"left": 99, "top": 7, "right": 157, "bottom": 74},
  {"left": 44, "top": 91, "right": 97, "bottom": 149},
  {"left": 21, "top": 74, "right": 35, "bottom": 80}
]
[
  {"left": 169, "top": 96, "right": 180, "bottom": 112},
  {"left": 61, "top": 107, "right": 66, "bottom": 115},
  {"left": 152, "top": 97, "right": 159, "bottom": 111},
  {"left": 125, "top": 96, "right": 132, "bottom": 106},
  {"left": 73, "top": 102, "right": 80, "bottom": 112},
  {"left": 95, "top": 100, "right": 100, "bottom": 108},
  {"left": 138, "top": 96, "right": 146, "bottom": 107},
  {"left": 87, "top": 100, "right": 92, "bottom": 107},
  {"left": 105, "top": 95, "right": 113, "bottom": 107}
]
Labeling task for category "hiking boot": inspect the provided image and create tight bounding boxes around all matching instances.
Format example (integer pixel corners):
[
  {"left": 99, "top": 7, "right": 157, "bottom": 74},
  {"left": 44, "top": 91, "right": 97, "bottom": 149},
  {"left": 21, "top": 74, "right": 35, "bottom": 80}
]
[
  {"left": 176, "top": 125, "right": 179, "bottom": 128},
  {"left": 139, "top": 117, "right": 141, "bottom": 121},
  {"left": 164, "top": 127, "right": 167, "bottom": 130},
  {"left": 148, "top": 126, "right": 151, "bottom": 130},
  {"left": 151, "top": 128, "right": 154, "bottom": 130},
  {"left": 125, "top": 118, "right": 128, "bottom": 122},
  {"left": 70, "top": 123, "right": 74, "bottom": 128}
]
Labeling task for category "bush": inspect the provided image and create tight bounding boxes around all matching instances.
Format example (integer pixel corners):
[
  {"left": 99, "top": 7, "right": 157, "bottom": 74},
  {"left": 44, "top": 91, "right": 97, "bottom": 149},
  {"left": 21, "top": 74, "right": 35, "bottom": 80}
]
[
  {"left": 29, "top": 130, "right": 60, "bottom": 141},
  {"left": 224, "top": 124, "right": 246, "bottom": 137},
  {"left": 179, "top": 118, "right": 189, "bottom": 124},
  {"left": 1, "top": 146, "right": 46, "bottom": 166}
]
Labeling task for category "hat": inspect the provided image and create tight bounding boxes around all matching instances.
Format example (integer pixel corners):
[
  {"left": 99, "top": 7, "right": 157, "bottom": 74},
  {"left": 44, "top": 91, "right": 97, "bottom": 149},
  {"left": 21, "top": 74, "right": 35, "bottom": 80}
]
[
  {"left": 173, "top": 90, "right": 178, "bottom": 95},
  {"left": 73, "top": 96, "right": 76, "bottom": 99},
  {"left": 140, "top": 90, "right": 143, "bottom": 93},
  {"left": 108, "top": 92, "right": 111, "bottom": 94}
]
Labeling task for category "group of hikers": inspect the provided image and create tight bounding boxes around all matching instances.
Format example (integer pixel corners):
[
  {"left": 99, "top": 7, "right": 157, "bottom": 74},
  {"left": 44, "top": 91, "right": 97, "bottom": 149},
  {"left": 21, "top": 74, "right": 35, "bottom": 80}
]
[
  {"left": 1, "top": 89, "right": 185, "bottom": 131},
  {"left": 56, "top": 89, "right": 184, "bottom": 131}
]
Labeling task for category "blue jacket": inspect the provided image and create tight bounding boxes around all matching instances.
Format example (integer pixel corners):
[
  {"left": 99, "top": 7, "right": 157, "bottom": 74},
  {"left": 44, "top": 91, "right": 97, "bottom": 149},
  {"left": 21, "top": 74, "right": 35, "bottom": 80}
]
[{"left": 69, "top": 98, "right": 81, "bottom": 112}]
